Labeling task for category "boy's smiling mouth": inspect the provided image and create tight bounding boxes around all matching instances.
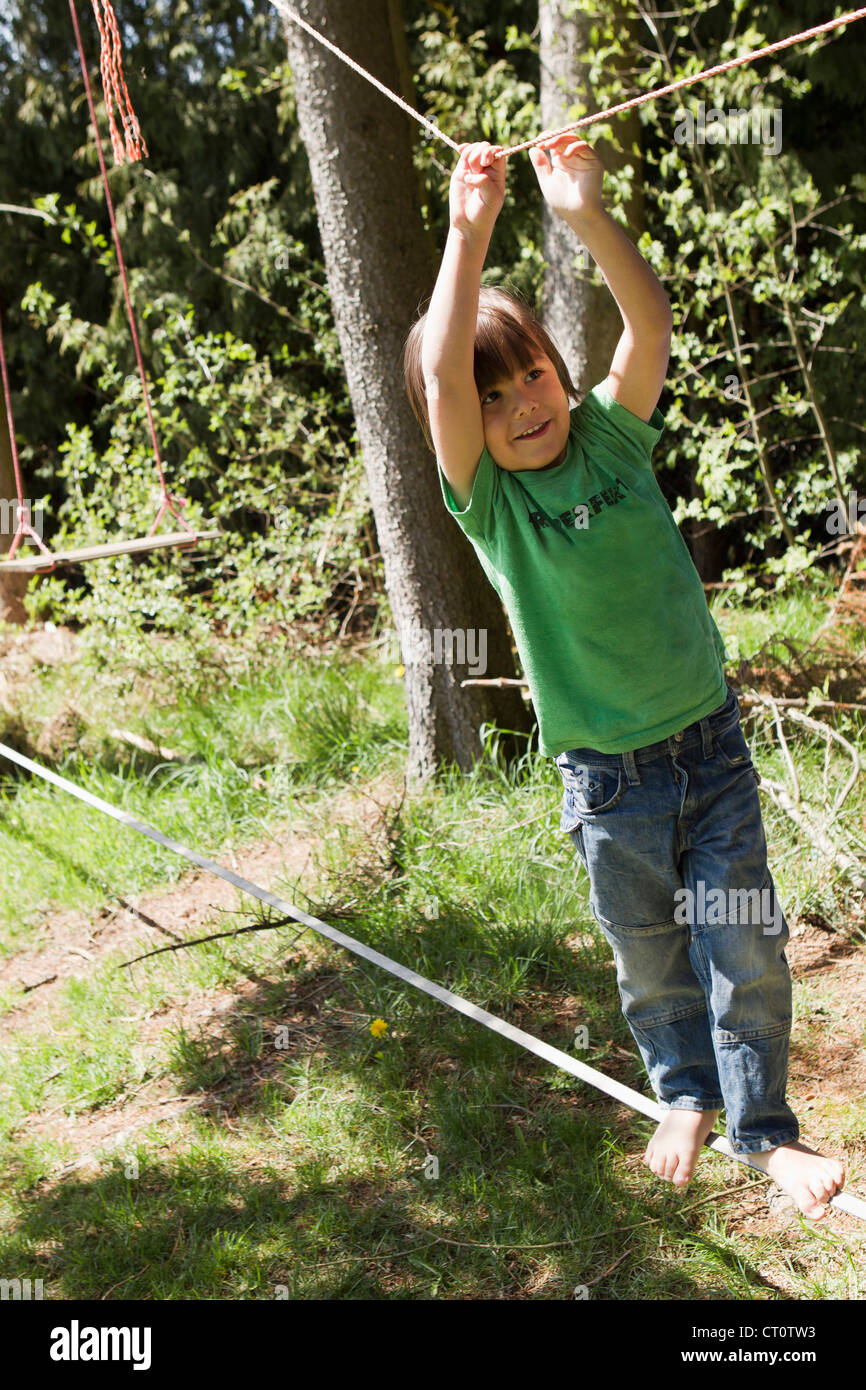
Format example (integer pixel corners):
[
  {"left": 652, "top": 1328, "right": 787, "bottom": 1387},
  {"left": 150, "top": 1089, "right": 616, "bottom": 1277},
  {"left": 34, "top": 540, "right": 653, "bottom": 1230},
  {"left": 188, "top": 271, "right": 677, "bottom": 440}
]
[{"left": 513, "top": 419, "right": 551, "bottom": 441}]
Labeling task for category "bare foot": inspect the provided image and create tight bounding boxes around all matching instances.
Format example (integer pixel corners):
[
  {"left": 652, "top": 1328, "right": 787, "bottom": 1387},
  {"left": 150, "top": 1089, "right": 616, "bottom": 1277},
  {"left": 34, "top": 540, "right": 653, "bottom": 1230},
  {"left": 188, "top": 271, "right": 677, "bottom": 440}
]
[
  {"left": 644, "top": 1109, "right": 719, "bottom": 1188},
  {"left": 745, "top": 1141, "right": 845, "bottom": 1220}
]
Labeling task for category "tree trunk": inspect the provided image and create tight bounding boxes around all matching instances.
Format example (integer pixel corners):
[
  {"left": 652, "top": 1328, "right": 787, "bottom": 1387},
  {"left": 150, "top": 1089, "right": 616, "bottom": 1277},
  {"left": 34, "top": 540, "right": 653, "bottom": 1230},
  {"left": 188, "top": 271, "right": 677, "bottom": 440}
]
[
  {"left": 279, "top": 0, "right": 532, "bottom": 781},
  {"left": 539, "top": 0, "right": 646, "bottom": 394},
  {"left": 0, "top": 375, "right": 28, "bottom": 626}
]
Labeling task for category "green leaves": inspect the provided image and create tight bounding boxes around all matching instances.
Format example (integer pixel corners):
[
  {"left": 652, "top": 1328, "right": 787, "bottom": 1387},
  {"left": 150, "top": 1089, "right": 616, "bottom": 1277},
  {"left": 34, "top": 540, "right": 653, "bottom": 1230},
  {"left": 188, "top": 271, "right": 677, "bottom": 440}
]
[
  {"left": 20, "top": 299, "right": 370, "bottom": 648},
  {"left": 3, "top": 0, "right": 866, "bottom": 630}
]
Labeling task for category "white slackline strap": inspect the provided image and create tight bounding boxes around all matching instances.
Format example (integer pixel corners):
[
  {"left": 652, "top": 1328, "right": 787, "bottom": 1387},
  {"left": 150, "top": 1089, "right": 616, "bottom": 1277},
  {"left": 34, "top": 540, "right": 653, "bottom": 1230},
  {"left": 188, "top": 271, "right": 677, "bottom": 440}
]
[{"left": 1, "top": 737, "right": 864, "bottom": 1221}]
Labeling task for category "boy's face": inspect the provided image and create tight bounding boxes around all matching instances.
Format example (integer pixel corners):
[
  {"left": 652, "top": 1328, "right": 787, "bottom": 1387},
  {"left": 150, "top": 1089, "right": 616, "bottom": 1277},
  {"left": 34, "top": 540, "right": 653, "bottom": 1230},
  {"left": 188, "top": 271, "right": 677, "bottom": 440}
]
[{"left": 479, "top": 354, "right": 571, "bottom": 472}]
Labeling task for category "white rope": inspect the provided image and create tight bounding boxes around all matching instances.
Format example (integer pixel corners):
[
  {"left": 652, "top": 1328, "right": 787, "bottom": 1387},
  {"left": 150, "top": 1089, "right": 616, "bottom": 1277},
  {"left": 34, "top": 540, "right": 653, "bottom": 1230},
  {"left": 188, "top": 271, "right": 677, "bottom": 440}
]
[
  {"left": 273, "top": 1, "right": 866, "bottom": 159},
  {"left": 1, "top": 737, "right": 864, "bottom": 1221},
  {"left": 272, "top": 1, "right": 461, "bottom": 152}
]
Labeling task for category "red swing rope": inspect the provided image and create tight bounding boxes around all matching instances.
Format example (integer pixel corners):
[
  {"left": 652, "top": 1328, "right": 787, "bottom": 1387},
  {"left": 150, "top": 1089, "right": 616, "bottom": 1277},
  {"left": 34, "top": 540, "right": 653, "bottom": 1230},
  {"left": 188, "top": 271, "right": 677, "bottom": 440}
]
[
  {"left": 0, "top": 1, "right": 194, "bottom": 568},
  {"left": 68, "top": 0, "right": 193, "bottom": 540},
  {"left": 0, "top": 306, "right": 55, "bottom": 562}
]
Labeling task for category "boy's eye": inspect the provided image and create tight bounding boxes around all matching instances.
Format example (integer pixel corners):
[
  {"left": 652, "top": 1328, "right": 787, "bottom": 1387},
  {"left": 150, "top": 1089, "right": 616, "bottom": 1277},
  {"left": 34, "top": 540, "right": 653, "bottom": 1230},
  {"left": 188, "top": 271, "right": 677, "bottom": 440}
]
[{"left": 481, "top": 389, "right": 499, "bottom": 406}]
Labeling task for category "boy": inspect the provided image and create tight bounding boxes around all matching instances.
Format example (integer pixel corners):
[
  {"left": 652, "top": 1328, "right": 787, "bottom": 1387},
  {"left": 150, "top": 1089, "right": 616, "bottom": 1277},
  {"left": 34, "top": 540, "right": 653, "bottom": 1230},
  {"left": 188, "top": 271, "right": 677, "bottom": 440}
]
[{"left": 403, "top": 136, "right": 846, "bottom": 1219}]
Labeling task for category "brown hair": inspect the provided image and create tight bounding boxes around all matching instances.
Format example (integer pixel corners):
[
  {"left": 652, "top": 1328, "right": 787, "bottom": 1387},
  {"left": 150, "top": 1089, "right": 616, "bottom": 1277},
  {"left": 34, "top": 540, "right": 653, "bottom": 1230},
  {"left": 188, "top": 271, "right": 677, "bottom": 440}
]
[{"left": 403, "top": 285, "right": 578, "bottom": 452}]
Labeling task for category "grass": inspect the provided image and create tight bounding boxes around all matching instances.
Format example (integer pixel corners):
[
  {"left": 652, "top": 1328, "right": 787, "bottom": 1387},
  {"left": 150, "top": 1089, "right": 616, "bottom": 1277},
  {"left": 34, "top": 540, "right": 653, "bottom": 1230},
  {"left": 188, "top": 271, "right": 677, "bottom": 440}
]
[
  {"left": 0, "top": 598, "right": 864, "bottom": 1300},
  {"left": 0, "top": 643, "right": 408, "bottom": 955}
]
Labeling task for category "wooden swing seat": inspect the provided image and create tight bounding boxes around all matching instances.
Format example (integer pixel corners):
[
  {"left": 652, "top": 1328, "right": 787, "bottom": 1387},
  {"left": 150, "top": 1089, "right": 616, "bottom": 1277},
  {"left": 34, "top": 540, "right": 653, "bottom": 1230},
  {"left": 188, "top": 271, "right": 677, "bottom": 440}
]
[{"left": 0, "top": 529, "right": 221, "bottom": 573}]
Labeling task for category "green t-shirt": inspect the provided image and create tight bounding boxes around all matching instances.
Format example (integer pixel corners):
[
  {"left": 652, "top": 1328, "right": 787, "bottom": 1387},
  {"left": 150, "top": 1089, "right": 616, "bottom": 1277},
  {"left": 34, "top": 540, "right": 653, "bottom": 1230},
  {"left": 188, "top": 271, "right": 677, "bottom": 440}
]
[{"left": 437, "top": 379, "right": 728, "bottom": 756}]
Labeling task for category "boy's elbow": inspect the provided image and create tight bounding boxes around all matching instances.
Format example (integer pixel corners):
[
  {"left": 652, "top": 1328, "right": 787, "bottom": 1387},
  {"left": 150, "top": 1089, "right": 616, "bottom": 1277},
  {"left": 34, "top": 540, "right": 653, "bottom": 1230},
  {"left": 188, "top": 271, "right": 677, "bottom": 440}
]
[
  {"left": 422, "top": 369, "right": 463, "bottom": 402},
  {"left": 656, "top": 298, "right": 673, "bottom": 336}
]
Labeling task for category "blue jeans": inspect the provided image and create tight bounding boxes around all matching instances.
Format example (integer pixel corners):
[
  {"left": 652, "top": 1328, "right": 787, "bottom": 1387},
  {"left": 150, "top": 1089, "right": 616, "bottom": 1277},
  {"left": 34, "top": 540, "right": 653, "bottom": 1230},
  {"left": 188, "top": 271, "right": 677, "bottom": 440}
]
[{"left": 554, "top": 684, "right": 798, "bottom": 1154}]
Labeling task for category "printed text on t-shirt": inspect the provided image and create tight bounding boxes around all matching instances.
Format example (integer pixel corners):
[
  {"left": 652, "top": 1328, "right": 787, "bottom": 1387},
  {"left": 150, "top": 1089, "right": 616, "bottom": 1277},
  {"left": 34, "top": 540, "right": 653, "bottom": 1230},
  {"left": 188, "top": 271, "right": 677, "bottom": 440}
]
[{"left": 527, "top": 477, "right": 628, "bottom": 534}]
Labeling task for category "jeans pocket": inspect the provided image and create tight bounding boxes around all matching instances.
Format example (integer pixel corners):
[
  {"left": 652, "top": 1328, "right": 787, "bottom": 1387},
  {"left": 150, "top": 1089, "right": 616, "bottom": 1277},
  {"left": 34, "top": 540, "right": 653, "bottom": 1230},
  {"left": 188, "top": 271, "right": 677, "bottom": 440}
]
[
  {"left": 713, "top": 718, "right": 754, "bottom": 771},
  {"left": 569, "top": 819, "right": 588, "bottom": 868},
  {"left": 557, "top": 759, "right": 625, "bottom": 817},
  {"left": 560, "top": 785, "right": 580, "bottom": 833}
]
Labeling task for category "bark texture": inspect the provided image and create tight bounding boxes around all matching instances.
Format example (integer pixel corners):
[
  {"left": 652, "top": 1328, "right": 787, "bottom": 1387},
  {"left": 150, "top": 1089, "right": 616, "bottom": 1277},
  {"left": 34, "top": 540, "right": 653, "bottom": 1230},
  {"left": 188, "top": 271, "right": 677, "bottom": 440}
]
[
  {"left": 280, "top": 0, "right": 532, "bottom": 780},
  {"left": 539, "top": 0, "right": 646, "bottom": 393}
]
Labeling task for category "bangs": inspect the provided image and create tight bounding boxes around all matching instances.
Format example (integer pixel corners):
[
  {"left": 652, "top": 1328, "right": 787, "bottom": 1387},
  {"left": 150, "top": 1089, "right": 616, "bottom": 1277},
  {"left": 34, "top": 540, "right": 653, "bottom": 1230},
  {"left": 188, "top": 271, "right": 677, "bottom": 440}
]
[
  {"left": 402, "top": 284, "right": 578, "bottom": 453},
  {"left": 473, "top": 308, "right": 545, "bottom": 400}
]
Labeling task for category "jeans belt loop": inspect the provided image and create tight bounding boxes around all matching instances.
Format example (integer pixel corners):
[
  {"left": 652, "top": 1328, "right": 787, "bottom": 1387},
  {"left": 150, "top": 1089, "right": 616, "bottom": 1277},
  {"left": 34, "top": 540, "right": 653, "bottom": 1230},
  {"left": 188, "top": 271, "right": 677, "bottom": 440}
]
[
  {"left": 622, "top": 747, "right": 640, "bottom": 785},
  {"left": 699, "top": 712, "right": 714, "bottom": 759}
]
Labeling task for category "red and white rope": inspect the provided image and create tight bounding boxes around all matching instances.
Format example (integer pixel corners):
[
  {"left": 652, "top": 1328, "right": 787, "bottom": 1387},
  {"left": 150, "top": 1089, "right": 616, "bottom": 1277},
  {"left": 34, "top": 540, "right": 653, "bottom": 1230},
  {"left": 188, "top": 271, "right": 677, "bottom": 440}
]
[
  {"left": 274, "top": 2, "right": 866, "bottom": 157},
  {"left": 502, "top": 5, "right": 866, "bottom": 154}
]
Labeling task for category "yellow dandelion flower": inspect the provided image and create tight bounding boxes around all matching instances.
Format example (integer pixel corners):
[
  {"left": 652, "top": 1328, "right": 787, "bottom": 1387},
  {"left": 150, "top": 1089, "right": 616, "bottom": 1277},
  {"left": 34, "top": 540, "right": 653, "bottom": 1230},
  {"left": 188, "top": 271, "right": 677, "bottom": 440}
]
[
  {"left": 369, "top": 1017, "right": 388, "bottom": 1038},
  {"left": 394, "top": 664, "right": 405, "bottom": 678}
]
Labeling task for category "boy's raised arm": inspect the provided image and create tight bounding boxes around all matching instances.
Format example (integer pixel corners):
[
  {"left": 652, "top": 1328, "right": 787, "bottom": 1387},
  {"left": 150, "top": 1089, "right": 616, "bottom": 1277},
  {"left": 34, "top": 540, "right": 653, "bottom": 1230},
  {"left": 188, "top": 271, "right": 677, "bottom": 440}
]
[
  {"left": 422, "top": 143, "right": 506, "bottom": 510},
  {"left": 531, "top": 136, "right": 672, "bottom": 424}
]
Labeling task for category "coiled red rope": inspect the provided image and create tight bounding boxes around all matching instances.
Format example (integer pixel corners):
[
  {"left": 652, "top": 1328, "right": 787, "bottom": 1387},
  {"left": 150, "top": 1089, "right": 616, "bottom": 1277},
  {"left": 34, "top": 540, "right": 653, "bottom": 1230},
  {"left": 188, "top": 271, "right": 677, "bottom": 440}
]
[{"left": 89, "top": 0, "right": 148, "bottom": 164}]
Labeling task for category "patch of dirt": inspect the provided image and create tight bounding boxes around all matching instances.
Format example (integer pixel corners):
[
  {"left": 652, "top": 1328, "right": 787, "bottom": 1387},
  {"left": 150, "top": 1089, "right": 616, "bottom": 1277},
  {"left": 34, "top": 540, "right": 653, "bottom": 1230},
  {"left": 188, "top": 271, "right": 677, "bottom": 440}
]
[
  {"left": 732, "top": 650, "right": 866, "bottom": 707},
  {"left": 0, "top": 624, "right": 83, "bottom": 758},
  {"left": 0, "top": 623, "right": 78, "bottom": 706},
  {"left": 0, "top": 623, "right": 79, "bottom": 678},
  {"left": 0, "top": 838, "right": 305, "bottom": 1037},
  {"left": 727, "top": 531, "right": 866, "bottom": 705},
  {"left": 22, "top": 973, "right": 309, "bottom": 1184},
  {"left": 785, "top": 916, "right": 866, "bottom": 1112},
  {"left": 2, "top": 767, "right": 404, "bottom": 1184},
  {"left": 0, "top": 770, "right": 403, "bottom": 1046},
  {"left": 786, "top": 915, "right": 865, "bottom": 975}
]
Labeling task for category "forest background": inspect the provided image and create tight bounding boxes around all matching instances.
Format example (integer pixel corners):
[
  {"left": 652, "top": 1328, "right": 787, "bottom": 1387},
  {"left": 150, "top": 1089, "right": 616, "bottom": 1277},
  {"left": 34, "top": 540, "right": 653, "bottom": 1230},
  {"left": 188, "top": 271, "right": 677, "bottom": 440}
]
[
  {"left": 1, "top": 0, "right": 866, "bottom": 1305},
  {"left": 2, "top": 0, "right": 865, "bottom": 670}
]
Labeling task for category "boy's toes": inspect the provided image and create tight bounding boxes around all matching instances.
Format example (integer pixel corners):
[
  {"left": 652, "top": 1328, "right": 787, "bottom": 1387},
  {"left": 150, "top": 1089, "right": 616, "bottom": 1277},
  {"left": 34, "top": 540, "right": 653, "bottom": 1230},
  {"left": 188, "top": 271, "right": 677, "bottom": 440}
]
[
  {"left": 812, "top": 1172, "right": 842, "bottom": 1208},
  {"left": 645, "top": 1144, "right": 663, "bottom": 1176},
  {"left": 673, "top": 1157, "right": 695, "bottom": 1186},
  {"left": 660, "top": 1151, "right": 681, "bottom": 1183},
  {"left": 793, "top": 1171, "right": 842, "bottom": 1219},
  {"left": 807, "top": 1165, "right": 844, "bottom": 1209},
  {"left": 797, "top": 1187, "right": 830, "bottom": 1220},
  {"left": 643, "top": 1143, "right": 672, "bottom": 1181}
]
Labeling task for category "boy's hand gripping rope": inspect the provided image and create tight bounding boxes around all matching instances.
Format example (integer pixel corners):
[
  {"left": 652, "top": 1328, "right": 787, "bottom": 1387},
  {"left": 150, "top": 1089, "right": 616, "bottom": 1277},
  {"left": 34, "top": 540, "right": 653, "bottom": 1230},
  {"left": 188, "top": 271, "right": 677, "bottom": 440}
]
[{"left": 274, "top": 2, "right": 866, "bottom": 157}]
